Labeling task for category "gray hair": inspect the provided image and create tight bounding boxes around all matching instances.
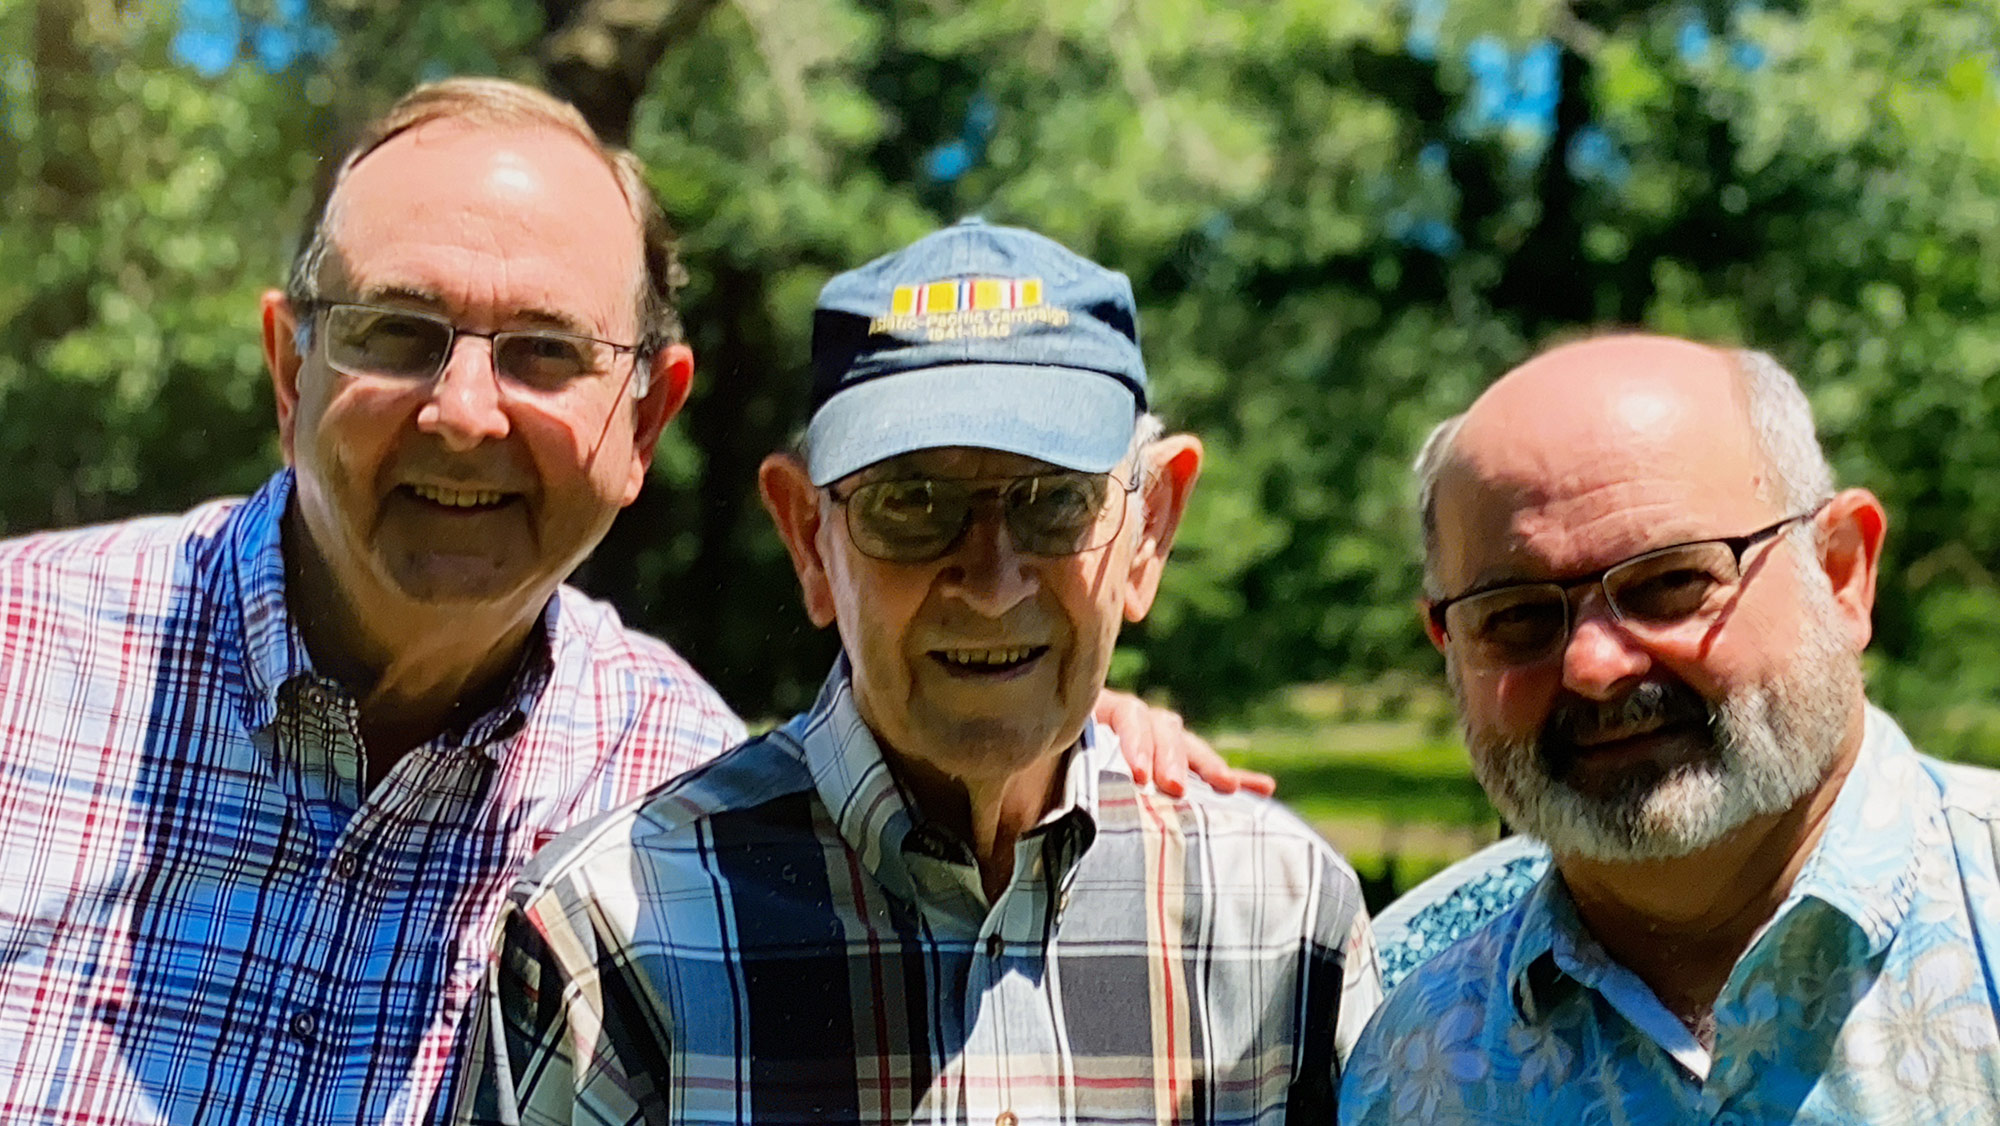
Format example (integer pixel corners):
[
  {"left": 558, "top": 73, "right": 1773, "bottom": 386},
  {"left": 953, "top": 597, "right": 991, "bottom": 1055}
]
[
  {"left": 286, "top": 77, "right": 687, "bottom": 395},
  {"left": 1413, "top": 411, "right": 1468, "bottom": 597},
  {"left": 1414, "top": 347, "right": 1834, "bottom": 596},
  {"left": 1735, "top": 348, "right": 1835, "bottom": 513},
  {"left": 1126, "top": 411, "right": 1165, "bottom": 485}
]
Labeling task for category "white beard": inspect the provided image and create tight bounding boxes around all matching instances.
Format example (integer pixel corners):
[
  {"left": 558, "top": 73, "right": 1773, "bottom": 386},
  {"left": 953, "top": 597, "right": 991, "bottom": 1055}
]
[{"left": 1457, "top": 578, "right": 1861, "bottom": 863}]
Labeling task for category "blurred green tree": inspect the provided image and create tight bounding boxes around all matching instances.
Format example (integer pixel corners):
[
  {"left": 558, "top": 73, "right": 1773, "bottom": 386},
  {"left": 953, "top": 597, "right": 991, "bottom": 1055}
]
[{"left": 6, "top": 0, "right": 2000, "bottom": 759}]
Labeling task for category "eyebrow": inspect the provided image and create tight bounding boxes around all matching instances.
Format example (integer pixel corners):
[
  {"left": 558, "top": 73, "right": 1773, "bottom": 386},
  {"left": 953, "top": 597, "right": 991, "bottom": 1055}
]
[{"left": 346, "top": 286, "right": 596, "bottom": 336}]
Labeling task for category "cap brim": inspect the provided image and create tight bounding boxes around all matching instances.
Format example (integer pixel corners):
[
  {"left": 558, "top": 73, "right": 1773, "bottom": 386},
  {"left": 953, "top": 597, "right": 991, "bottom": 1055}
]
[{"left": 805, "top": 365, "right": 1138, "bottom": 486}]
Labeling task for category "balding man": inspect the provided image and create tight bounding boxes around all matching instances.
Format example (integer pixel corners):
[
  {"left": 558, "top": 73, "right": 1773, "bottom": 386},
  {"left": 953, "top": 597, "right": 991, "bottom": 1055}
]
[
  {"left": 0, "top": 78, "right": 743, "bottom": 1126},
  {"left": 1341, "top": 336, "right": 2000, "bottom": 1123}
]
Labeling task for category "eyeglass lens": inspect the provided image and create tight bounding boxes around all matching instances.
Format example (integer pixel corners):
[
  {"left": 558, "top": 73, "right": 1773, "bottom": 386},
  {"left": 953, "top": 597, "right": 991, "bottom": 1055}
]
[
  {"left": 845, "top": 474, "right": 1121, "bottom": 563},
  {"left": 322, "top": 305, "right": 611, "bottom": 389},
  {"left": 1447, "top": 539, "right": 1741, "bottom": 666}
]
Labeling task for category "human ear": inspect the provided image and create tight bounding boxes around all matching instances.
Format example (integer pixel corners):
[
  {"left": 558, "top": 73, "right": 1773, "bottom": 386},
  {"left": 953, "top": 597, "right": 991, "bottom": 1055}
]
[
  {"left": 1122, "top": 434, "right": 1202, "bottom": 622},
  {"left": 621, "top": 343, "right": 696, "bottom": 504},
  {"left": 1421, "top": 602, "right": 1449, "bottom": 653},
  {"left": 261, "top": 290, "right": 304, "bottom": 463},
  {"left": 1815, "top": 487, "right": 1887, "bottom": 652},
  {"left": 758, "top": 453, "right": 839, "bottom": 628}
]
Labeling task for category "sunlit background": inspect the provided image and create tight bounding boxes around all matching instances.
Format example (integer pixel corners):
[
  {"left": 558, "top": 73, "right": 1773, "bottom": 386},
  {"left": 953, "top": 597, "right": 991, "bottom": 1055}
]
[{"left": 7, "top": 0, "right": 2000, "bottom": 902}]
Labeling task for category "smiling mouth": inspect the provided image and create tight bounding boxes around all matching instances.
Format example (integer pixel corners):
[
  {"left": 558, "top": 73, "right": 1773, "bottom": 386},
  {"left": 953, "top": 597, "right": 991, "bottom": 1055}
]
[
  {"left": 403, "top": 483, "right": 515, "bottom": 511},
  {"left": 929, "top": 646, "right": 1050, "bottom": 675},
  {"left": 1551, "top": 719, "right": 1711, "bottom": 782},
  {"left": 1574, "top": 716, "right": 1685, "bottom": 748}
]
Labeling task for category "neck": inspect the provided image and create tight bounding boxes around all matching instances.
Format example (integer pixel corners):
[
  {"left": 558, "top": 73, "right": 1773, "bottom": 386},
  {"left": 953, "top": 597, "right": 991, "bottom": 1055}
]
[
  {"left": 282, "top": 505, "right": 545, "bottom": 776},
  {"left": 888, "top": 745, "right": 1070, "bottom": 905},
  {"left": 1556, "top": 732, "right": 1864, "bottom": 1028}
]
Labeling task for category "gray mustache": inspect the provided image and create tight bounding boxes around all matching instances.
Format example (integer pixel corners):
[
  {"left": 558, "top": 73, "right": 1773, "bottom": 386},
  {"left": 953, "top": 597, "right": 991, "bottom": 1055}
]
[{"left": 1541, "top": 679, "right": 1713, "bottom": 764}]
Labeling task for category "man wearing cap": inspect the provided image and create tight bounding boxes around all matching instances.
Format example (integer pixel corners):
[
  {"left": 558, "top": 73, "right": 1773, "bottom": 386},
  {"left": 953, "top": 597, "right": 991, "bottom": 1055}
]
[{"left": 457, "top": 220, "right": 1382, "bottom": 1125}]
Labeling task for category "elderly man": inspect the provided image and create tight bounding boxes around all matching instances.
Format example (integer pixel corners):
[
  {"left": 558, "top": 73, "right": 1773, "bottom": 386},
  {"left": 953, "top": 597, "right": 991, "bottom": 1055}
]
[
  {"left": 458, "top": 220, "right": 1382, "bottom": 1125},
  {"left": 1342, "top": 335, "right": 2000, "bottom": 1122},
  {"left": 0, "top": 80, "right": 1229, "bottom": 1125}
]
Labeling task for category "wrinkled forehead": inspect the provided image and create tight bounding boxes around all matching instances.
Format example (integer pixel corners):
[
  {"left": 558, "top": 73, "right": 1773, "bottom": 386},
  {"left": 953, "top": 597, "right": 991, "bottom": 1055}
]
[
  {"left": 1433, "top": 387, "right": 1775, "bottom": 585},
  {"left": 320, "top": 121, "right": 644, "bottom": 312}
]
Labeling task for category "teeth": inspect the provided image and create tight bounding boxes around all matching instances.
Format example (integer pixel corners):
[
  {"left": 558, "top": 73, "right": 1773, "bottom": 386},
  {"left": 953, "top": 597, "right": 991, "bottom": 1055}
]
[
  {"left": 939, "top": 647, "right": 1036, "bottom": 668},
  {"left": 410, "top": 484, "right": 506, "bottom": 508}
]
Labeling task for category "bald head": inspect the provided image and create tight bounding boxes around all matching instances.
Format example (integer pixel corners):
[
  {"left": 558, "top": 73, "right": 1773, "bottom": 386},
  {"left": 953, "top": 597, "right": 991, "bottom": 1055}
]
[
  {"left": 287, "top": 77, "right": 689, "bottom": 355},
  {"left": 1417, "top": 335, "right": 1833, "bottom": 595}
]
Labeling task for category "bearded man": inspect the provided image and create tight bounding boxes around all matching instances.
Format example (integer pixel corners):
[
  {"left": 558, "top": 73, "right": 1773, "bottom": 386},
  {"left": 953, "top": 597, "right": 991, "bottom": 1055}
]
[{"left": 1342, "top": 335, "right": 2000, "bottom": 1123}]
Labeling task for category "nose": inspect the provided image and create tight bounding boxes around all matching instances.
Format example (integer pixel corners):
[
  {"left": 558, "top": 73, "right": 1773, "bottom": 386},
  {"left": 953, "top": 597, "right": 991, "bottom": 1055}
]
[
  {"left": 937, "top": 512, "right": 1039, "bottom": 618},
  {"left": 1560, "top": 591, "right": 1652, "bottom": 700},
  {"left": 416, "top": 338, "right": 511, "bottom": 451}
]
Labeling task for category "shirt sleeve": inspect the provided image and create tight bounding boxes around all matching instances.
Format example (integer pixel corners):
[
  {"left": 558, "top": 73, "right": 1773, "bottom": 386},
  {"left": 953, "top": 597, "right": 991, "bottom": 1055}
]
[
  {"left": 1334, "top": 906, "right": 1385, "bottom": 1068},
  {"left": 1289, "top": 846, "right": 1387, "bottom": 1119},
  {"left": 452, "top": 897, "right": 666, "bottom": 1126}
]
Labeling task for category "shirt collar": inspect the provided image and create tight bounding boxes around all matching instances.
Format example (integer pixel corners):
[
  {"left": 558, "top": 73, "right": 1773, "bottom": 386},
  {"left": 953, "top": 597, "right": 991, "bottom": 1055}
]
[
  {"left": 231, "top": 469, "right": 313, "bottom": 733},
  {"left": 1504, "top": 870, "right": 1574, "bottom": 1025},
  {"left": 1504, "top": 702, "right": 1934, "bottom": 1023},
  {"left": 792, "top": 654, "right": 1105, "bottom": 907},
  {"left": 227, "top": 467, "right": 555, "bottom": 753},
  {"left": 1784, "top": 703, "right": 1931, "bottom": 953}
]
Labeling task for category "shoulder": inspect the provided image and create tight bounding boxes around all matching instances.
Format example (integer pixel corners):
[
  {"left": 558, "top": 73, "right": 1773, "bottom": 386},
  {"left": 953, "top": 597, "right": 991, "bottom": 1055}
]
[
  {"left": 0, "top": 497, "right": 242, "bottom": 581},
  {"left": 1121, "top": 767, "right": 1357, "bottom": 860},
  {"left": 1341, "top": 897, "right": 1524, "bottom": 1108},
  {"left": 1925, "top": 755, "right": 2000, "bottom": 820},
  {"left": 511, "top": 729, "right": 818, "bottom": 917},
  {"left": 0, "top": 498, "right": 250, "bottom": 653},
  {"left": 1920, "top": 754, "right": 2000, "bottom": 884},
  {"left": 548, "top": 584, "right": 747, "bottom": 746},
  {"left": 1098, "top": 765, "right": 1371, "bottom": 928},
  {"left": 1373, "top": 835, "right": 1552, "bottom": 989}
]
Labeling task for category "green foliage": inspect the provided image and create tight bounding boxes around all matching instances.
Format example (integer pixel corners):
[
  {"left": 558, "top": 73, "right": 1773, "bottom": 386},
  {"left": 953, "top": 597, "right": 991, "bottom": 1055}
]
[
  {"left": 8, "top": 0, "right": 2000, "bottom": 758},
  {"left": 0, "top": 0, "right": 317, "bottom": 531}
]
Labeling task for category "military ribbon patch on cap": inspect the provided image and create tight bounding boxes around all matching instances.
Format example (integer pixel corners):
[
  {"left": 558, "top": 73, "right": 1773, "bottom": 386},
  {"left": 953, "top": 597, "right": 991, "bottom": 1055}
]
[{"left": 870, "top": 277, "right": 1070, "bottom": 342}]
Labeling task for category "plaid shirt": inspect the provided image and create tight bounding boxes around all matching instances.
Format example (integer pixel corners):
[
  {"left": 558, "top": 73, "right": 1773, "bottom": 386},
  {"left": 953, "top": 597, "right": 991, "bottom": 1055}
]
[
  {"left": 0, "top": 471, "right": 745, "bottom": 1125},
  {"left": 459, "top": 660, "right": 1382, "bottom": 1125}
]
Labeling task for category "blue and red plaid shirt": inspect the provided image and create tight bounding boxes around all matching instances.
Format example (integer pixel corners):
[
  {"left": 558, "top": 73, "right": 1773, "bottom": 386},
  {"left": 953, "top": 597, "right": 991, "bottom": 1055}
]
[{"left": 0, "top": 470, "right": 745, "bottom": 1125}]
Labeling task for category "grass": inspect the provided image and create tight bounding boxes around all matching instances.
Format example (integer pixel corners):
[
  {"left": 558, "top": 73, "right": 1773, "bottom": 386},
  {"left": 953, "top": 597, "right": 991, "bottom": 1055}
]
[{"left": 1205, "top": 680, "right": 1506, "bottom": 897}]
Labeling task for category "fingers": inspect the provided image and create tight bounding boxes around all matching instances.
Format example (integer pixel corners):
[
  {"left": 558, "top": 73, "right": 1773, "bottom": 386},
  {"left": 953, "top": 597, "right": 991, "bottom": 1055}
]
[
  {"left": 1094, "top": 688, "right": 1278, "bottom": 798},
  {"left": 1094, "top": 688, "right": 1155, "bottom": 787},
  {"left": 1150, "top": 709, "right": 1190, "bottom": 798},
  {"left": 1151, "top": 712, "right": 1278, "bottom": 797},
  {"left": 1231, "top": 768, "right": 1278, "bottom": 797}
]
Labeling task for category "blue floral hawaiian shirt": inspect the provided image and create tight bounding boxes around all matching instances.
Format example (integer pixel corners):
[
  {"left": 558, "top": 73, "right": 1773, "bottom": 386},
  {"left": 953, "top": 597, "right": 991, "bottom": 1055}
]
[
  {"left": 1373, "top": 834, "right": 1550, "bottom": 990},
  {"left": 1342, "top": 705, "right": 2000, "bottom": 1124}
]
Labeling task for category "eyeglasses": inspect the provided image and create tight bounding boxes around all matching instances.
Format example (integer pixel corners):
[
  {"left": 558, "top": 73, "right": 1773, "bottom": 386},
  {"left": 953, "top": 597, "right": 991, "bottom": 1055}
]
[
  {"left": 830, "top": 470, "right": 1140, "bottom": 564},
  {"left": 1428, "top": 505, "right": 1827, "bottom": 671},
  {"left": 310, "top": 302, "right": 638, "bottom": 391}
]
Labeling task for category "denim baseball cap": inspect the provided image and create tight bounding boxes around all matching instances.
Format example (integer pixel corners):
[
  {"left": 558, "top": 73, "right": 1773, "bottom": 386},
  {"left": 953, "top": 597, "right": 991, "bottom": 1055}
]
[{"left": 805, "top": 217, "right": 1146, "bottom": 486}]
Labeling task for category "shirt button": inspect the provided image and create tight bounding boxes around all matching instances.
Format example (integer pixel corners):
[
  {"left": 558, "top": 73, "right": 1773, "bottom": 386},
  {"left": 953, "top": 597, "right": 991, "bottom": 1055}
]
[
  {"left": 997, "top": 1112, "right": 1018, "bottom": 1126},
  {"left": 288, "top": 1010, "right": 317, "bottom": 1041},
  {"left": 334, "top": 852, "right": 360, "bottom": 880},
  {"left": 986, "top": 933, "right": 1004, "bottom": 959}
]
